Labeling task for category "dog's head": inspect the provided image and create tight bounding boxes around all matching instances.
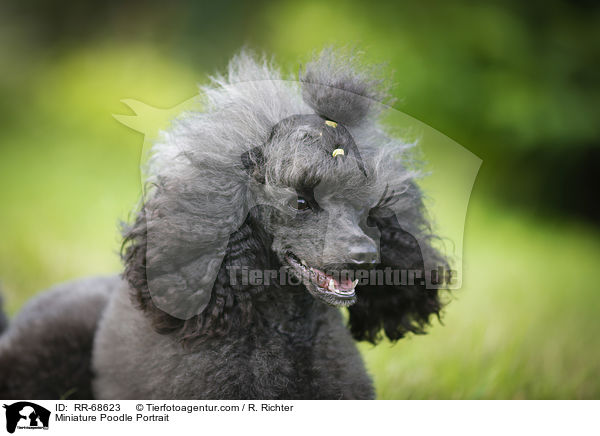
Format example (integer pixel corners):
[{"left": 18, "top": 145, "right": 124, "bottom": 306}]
[
  {"left": 123, "top": 48, "right": 449, "bottom": 343},
  {"left": 241, "top": 113, "right": 374, "bottom": 306}
]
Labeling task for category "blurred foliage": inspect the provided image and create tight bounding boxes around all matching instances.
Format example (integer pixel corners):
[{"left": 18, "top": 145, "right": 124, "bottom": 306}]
[
  {"left": 0, "top": 0, "right": 598, "bottom": 398},
  {"left": 2, "top": 0, "right": 599, "bottom": 218}
]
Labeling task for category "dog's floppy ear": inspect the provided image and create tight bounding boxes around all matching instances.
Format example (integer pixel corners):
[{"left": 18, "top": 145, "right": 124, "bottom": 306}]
[
  {"left": 122, "top": 157, "right": 250, "bottom": 322},
  {"left": 300, "top": 47, "right": 391, "bottom": 126},
  {"left": 347, "top": 206, "right": 448, "bottom": 344}
]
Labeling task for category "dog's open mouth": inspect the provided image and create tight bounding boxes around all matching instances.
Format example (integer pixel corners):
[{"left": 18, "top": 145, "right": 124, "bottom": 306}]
[{"left": 284, "top": 252, "right": 358, "bottom": 305}]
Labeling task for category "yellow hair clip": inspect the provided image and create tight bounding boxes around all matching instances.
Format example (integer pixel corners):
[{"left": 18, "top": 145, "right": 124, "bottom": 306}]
[
  {"left": 332, "top": 148, "right": 345, "bottom": 157},
  {"left": 325, "top": 120, "right": 338, "bottom": 128}
]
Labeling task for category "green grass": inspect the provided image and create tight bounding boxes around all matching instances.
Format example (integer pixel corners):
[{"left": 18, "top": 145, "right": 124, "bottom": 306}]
[{"left": 360, "top": 202, "right": 600, "bottom": 399}]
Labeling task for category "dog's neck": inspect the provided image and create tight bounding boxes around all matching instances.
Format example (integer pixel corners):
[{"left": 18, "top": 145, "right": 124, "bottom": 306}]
[{"left": 254, "top": 283, "right": 326, "bottom": 336}]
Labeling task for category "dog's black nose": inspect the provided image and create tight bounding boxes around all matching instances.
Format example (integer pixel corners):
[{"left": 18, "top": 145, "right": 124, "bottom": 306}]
[{"left": 349, "top": 243, "right": 379, "bottom": 264}]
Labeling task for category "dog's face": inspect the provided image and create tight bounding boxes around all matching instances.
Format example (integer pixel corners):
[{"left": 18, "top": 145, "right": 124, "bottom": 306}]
[{"left": 244, "top": 115, "right": 390, "bottom": 306}]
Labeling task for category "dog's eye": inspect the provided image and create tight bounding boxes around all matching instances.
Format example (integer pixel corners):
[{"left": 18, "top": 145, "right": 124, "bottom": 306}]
[
  {"left": 296, "top": 196, "right": 310, "bottom": 210},
  {"left": 289, "top": 196, "right": 310, "bottom": 211}
]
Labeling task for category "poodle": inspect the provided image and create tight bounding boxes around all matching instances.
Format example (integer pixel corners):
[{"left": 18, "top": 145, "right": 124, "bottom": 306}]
[{"left": 0, "top": 49, "right": 449, "bottom": 399}]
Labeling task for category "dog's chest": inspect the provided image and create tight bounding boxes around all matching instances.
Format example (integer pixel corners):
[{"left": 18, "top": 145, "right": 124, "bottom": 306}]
[{"left": 195, "top": 320, "right": 348, "bottom": 399}]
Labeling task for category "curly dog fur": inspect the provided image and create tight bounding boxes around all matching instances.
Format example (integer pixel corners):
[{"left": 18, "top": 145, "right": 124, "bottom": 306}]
[{"left": 0, "top": 49, "right": 448, "bottom": 399}]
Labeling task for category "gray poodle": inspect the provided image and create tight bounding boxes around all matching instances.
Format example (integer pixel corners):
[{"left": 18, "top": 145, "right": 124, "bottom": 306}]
[{"left": 0, "top": 49, "right": 448, "bottom": 399}]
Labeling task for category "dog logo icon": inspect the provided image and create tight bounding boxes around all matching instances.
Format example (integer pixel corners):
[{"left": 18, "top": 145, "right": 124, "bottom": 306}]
[{"left": 2, "top": 402, "right": 50, "bottom": 434}]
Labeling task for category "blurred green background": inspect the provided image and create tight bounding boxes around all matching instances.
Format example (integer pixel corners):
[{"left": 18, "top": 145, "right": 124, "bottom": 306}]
[{"left": 0, "top": 0, "right": 599, "bottom": 399}]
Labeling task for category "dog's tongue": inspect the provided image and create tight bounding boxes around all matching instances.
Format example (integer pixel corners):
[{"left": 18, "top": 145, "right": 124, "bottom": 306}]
[
  {"left": 338, "top": 277, "right": 355, "bottom": 291},
  {"left": 312, "top": 268, "right": 354, "bottom": 291}
]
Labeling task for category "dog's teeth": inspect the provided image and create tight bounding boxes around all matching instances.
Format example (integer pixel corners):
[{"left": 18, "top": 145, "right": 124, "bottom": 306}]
[
  {"left": 328, "top": 279, "right": 336, "bottom": 290},
  {"left": 352, "top": 279, "right": 359, "bottom": 288},
  {"left": 301, "top": 260, "right": 307, "bottom": 267}
]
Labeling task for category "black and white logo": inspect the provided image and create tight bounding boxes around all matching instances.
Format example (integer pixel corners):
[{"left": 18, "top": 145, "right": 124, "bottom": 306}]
[{"left": 3, "top": 402, "right": 50, "bottom": 434}]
